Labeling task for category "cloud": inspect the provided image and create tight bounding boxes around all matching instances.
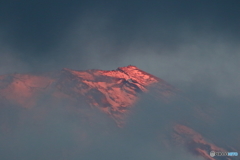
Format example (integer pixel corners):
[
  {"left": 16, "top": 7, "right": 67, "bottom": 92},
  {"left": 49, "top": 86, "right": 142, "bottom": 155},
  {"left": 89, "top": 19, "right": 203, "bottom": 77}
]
[
  {"left": 0, "top": 1, "right": 239, "bottom": 159},
  {"left": 0, "top": 89, "right": 207, "bottom": 160},
  {"left": 0, "top": 41, "right": 29, "bottom": 75},
  {"left": 48, "top": 14, "right": 240, "bottom": 100}
]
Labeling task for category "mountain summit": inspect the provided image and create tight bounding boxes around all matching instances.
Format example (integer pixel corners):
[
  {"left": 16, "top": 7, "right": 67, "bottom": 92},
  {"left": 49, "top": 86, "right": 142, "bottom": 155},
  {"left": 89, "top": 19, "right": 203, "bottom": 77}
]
[
  {"left": 0, "top": 65, "right": 176, "bottom": 124},
  {"left": 0, "top": 66, "right": 237, "bottom": 160}
]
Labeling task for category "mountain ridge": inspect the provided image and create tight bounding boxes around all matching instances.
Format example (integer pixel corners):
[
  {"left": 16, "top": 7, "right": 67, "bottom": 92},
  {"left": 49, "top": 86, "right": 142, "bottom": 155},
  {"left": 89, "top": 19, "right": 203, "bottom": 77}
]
[{"left": 0, "top": 65, "right": 237, "bottom": 160}]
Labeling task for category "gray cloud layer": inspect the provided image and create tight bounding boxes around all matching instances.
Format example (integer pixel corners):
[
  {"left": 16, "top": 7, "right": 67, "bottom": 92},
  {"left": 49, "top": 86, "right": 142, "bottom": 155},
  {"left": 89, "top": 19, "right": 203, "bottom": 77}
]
[
  {"left": 0, "top": 1, "right": 239, "bottom": 159},
  {"left": 0, "top": 90, "right": 207, "bottom": 160}
]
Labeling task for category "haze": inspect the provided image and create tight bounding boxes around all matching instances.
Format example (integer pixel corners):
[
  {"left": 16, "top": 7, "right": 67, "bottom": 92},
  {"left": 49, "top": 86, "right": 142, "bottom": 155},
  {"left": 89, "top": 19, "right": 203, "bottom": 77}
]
[{"left": 0, "top": 1, "right": 239, "bottom": 159}]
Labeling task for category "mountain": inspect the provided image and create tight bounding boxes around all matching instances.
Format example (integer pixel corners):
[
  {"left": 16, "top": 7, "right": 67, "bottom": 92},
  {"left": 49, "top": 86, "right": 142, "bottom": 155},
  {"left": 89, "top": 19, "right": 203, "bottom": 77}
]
[{"left": 0, "top": 65, "right": 238, "bottom": 160}]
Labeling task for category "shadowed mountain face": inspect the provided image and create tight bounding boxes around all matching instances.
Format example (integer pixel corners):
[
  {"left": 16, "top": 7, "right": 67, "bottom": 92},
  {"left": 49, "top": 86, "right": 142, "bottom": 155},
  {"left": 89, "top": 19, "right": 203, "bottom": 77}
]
[{"left": 0, "top": 66, "right": 238, "bottom": 160}]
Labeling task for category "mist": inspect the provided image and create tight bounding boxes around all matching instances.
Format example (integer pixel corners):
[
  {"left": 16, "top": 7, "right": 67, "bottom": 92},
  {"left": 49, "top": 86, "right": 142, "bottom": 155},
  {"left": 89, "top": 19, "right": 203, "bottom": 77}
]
[
  {"left": 0, "top": 0, "right": 239, "bottom": 159},
  {"left": 0, "top": 88, "right": 208, "bottom": 160}
]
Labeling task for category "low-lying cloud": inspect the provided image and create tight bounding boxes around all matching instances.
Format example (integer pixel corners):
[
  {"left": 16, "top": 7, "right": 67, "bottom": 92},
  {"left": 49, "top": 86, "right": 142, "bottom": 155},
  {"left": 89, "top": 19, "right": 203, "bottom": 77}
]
[
  {"left": 0, "top": 89, "right": 208, "bottom": 160},
  {"left": 0, "top": 1, "right": 239, "bottom": 159}
]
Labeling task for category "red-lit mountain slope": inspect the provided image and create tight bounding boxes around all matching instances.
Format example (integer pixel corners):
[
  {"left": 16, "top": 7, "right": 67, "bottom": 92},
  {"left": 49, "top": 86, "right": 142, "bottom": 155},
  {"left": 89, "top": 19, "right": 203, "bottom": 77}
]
[
  {"left": 0, "top": 65, "right": 176, "bottom": 124},
  {"left": 0, "top": 65, "right": 237, "bottom": 160}
]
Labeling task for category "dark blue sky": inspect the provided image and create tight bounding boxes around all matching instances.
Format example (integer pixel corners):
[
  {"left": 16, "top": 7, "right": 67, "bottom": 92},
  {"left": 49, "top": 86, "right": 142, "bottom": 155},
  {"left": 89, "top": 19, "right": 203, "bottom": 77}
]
[
  {"left": 0, "top": 0, "right": 240, "bottom": 92},
  {"left": 1, "top": 1, "right": 239, "bottom": 63}
]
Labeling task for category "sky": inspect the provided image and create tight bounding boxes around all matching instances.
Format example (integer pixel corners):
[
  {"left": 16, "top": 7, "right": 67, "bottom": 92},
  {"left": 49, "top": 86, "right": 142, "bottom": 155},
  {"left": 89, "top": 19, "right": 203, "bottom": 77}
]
[
  {"left": 0, "top": 0, "right": 240, "bottom": 160},
  {"left": 0, "top": 0, "right": 240, "bottom": 96}
]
